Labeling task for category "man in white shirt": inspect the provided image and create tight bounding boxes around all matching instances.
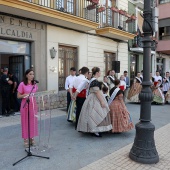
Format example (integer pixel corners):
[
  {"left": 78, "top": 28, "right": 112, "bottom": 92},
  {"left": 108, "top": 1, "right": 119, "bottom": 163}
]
[
  {"left": 65, "top": 67, "right": 76, "bottom": 112},
  {"left": 153, "top": 71, "right": 162, "bottom": 83},
  {"left": 69, "top": 67, "right": 89, "bottom": 129},
  {"left": 107, "top": 70, "right": 116, "bottom": 90}
]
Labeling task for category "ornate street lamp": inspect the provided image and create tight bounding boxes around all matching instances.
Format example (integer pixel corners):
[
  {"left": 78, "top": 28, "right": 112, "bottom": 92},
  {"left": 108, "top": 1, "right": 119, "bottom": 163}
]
[{"left": 129, "top": 0, "right": 159, "bottom": 164}]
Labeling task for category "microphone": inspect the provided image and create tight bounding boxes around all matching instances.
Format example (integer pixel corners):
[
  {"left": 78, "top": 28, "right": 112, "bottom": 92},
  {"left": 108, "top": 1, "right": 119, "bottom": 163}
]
[{"left": 34, "top": 80, "right": 39, "bottom": 83}]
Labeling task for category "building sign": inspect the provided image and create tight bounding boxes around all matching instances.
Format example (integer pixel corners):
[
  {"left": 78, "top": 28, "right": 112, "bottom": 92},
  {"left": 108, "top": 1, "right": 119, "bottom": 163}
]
[
  {"left": 0, "top": 28, "right": 32, "bottom": 39},
  {"left": 0, "top": 15, "right": 45, "bottom": 39}
]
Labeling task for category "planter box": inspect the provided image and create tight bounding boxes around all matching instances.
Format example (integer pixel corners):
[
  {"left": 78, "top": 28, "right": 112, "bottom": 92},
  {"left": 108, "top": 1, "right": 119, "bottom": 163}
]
[
  {"left": 131, "top": 15, "right": 137, "bottom": 20},
  {"left": 111, "top": 7, "right": 119, "bottom": 13},
  {"left": 119, "top": 10, "right": 125, "bottom": 15},
  {"left": 98, "top": 6, "right": 105, "bottom": 12},
  {"left": 87, "top": 4, "right": 96, "bottom": 10},
  {"left": 87, "top": 0, "right": 99, "bottom": 4}
]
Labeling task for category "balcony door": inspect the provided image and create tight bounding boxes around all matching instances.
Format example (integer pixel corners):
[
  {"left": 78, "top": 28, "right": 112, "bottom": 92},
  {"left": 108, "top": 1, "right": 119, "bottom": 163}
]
[
  {"left": 104, "top": 51, "right": 116, "bottom": 75},
  {"left": 58, "top": 45, "right": 78, "bottom": 91}
]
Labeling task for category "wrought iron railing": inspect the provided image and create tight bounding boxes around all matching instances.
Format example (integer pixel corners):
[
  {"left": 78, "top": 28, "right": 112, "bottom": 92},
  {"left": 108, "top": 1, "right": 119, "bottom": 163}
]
[
  {"left": 131, "top": 35, "right": 157, "bottom": 51},
  {"left": 98, "top": 8, "right": 135, "bottom": 33},
  {"left": 24, "top": 0, "right": 99, "bottom": 22}
]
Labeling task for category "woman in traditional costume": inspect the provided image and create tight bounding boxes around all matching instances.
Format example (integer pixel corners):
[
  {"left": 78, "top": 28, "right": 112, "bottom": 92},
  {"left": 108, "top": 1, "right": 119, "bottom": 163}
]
[
  {"left": 152, "top": 80, "right": 165, "bottom": 104},
  {"left": 165, "top": 89, "right": 170, "bottom": 103},
  {"left": 17, "top": 69, "right": 38, "bottom": 147},
  {"left": 77, "top": 67, "right": 112, "bottom": 137},
  {"left": 127, "top": 72, "right": 142, "bottom": 103},
  {"left": 108, "top": 79, "right": 134, "bottom": 133}
]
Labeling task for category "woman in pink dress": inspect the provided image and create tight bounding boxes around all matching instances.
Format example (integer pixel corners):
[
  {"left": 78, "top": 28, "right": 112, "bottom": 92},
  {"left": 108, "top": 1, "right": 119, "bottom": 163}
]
[{"left": 17, "top": 69, "right": 38, "bottom": 147}]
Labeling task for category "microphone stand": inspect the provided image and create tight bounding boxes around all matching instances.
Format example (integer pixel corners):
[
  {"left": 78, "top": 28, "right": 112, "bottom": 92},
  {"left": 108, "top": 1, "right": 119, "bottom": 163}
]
[{"left": 13, "top": 82, "right": 49, "bottom": 166}]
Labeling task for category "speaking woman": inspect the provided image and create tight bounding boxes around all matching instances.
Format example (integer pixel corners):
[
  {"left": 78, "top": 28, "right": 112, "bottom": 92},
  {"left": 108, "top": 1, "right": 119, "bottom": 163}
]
[{"left": 17, "top": 69, "right": 38, "bottom": 147}]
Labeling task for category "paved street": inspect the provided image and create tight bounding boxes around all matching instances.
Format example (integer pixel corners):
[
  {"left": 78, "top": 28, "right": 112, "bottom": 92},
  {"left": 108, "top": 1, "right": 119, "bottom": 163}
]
[{"left": 0, "top": 103, "right": 170, "bottom": 170}]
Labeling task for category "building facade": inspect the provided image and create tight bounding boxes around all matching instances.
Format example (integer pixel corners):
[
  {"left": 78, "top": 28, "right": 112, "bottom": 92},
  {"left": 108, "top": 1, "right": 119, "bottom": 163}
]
[
  {"left": 156, "top": 0, "right": 170, "bottom": 76},
  {"left": 0, "top": 0, "right": 137, "bottom": 107},
  {"left": 128, "top": 0, "right": 158, "bottom": 84}
]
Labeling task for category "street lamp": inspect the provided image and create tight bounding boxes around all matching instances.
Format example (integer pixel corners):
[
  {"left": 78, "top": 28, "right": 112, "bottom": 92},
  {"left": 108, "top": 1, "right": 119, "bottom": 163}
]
[{"left": 129, "top": 0, "right": 159, "bottom": 164}]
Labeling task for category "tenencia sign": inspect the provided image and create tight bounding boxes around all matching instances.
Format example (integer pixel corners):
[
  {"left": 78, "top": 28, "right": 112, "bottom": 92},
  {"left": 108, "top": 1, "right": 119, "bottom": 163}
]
[{"left": 0, "top": 15, "right": 45, "bottom": 39}]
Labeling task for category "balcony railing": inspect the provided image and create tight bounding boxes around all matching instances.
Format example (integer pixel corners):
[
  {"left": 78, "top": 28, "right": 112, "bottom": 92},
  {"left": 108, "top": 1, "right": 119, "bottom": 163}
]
[
  {"left": 98, "top": 8, "right": 135, "bottom": 33},
  {"left": 24, "top": 0, "right": 99, "bottom": 22},
  {"left": 131, "top": 35, "right": 157, "bottom": 51}
]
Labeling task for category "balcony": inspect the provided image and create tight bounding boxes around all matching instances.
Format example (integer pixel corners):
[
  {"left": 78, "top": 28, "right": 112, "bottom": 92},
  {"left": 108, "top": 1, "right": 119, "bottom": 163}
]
[
  {"left": 96, "top": 8, "right": 136, "bottom": 41},
  {"left": 130, "top": 35, "right": 156, "bottom": 53},
  {"left": 0, "top": 0, "right": 99, "bottom": 31}
]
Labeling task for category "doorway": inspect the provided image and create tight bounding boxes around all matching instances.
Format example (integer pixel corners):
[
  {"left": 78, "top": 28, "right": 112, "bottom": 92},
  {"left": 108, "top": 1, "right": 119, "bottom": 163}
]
[{"left": 0, "top": 39, "right": 31, "bottom": 115}]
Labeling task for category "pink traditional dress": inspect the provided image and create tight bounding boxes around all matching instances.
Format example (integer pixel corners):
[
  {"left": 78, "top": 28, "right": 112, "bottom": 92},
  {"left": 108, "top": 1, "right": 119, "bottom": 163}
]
[
  {"left": 18, "top": 82, "right": 38, "bottom": 139},
  {"left": 108, "top": 87, "right": 134, "bottom": 133}
]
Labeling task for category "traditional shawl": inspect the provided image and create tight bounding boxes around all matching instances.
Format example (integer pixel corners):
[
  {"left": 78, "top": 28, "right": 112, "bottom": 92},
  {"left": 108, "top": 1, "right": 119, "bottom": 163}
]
[
  {"left": 108, "top": 87, "right": 120, "bottom": 105},
  {"left": 87, "top": 78, "right": 96, "bottom": 96},
  {"left": 135, "top": 77, "right": 142, "bottom": 83}
]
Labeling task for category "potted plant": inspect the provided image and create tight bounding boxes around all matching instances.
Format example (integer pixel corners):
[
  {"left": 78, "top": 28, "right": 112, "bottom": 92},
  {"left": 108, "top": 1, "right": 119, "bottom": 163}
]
[
  {"left": 87, "top": 4, "right": 96, "bottom": 10},
  {"left": 126, "top": 18, "right": 132, "bottom": 23},
  {"left": 98, "top": 5, "right": 105, "bottom": 13},
  {"left": 111, "top": 6, "right": 119, "bottom": 13},
  {"left": 119, "top": 9, "right": 125, "bottom": 15},
  {"left": 131, "top": 14, "right": 137, "bottom": 20},
  {"left": 87, "top": 0, "right": 99, "bottom": 5}
]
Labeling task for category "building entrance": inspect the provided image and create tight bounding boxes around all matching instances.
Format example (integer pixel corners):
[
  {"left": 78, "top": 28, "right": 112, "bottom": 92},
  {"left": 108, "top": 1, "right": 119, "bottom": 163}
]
[{"left": 0, "top": 39, "right": 31, "bottom": 115}]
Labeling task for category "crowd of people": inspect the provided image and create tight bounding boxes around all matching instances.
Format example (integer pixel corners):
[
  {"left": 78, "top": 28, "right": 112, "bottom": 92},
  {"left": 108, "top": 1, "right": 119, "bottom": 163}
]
[
  {"left": 65, "top": 67, "right": 170, "bottom": 137},
  {"left": 66, "top": 67, "right": 134, "bottom": 137},
  {"left": 1, "top": 66, "right": 170, "bottom": 146},
  {"left": 128, "top": 70, "right": 170, "bottom": 105}
]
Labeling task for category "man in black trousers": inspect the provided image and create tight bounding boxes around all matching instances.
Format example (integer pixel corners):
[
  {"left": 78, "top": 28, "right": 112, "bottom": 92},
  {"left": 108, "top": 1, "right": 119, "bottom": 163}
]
[
  {"left": 0, "top": 68, "right": 13, "bottom": 116},
  {"left": 69, "top": 67, "right": 89, "bottom": 129}
]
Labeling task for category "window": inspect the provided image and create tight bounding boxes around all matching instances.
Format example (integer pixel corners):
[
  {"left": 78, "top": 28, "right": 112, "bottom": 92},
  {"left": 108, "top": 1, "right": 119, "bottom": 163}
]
[
  {"left": 58, "top": 45, "right": 78, "bottom": 91},
  {"left": 104, "top": 52, "right": 116, "bottom": 75},
  {"left": 159, "top": 0, "right": 170, "bottom": 4},
  {"left": 159, "top": 26, "right": 170, "bottom": 40},
  {"left": 56, "top": 0, "right": 74, "bottom": 13}
]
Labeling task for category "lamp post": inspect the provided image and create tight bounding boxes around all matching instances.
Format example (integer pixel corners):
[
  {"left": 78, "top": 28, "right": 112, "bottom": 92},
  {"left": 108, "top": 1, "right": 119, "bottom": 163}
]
[{"left": 129, "top": 0, "right": 159, "bottom": 164}]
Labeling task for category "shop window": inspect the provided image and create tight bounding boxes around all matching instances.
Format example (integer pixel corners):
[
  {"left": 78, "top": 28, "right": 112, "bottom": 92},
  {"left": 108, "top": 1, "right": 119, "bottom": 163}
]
[
  {"left": 58, "top": 45, "right": 78, "bottom": 91},
  {"left": 104, "top": 52, "right": 116, "bottom": 75}
]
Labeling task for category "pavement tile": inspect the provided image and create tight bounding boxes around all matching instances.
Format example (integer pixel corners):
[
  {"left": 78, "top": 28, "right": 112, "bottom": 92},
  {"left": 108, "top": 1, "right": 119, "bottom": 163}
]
[{"left": 80, "top": 123, "right": 170, "bottom": 170}]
